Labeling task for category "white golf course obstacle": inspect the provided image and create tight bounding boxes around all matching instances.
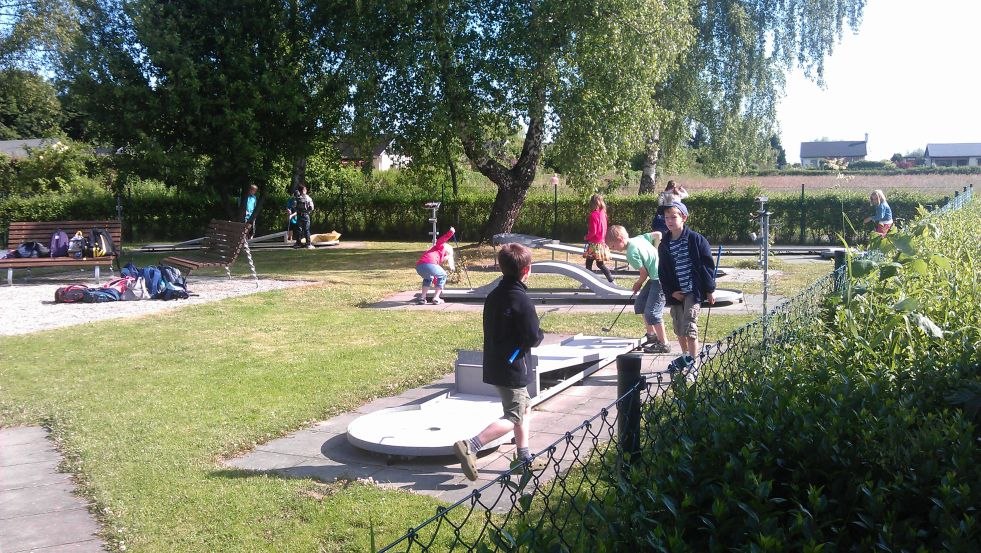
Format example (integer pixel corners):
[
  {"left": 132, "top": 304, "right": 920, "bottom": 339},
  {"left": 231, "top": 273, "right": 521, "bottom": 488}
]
[
  {"left": 438, "top": 259, "right": 744, "bottom": 306},
  {"left": 346, "top": 334, "right": 640, "bottom": 458}
]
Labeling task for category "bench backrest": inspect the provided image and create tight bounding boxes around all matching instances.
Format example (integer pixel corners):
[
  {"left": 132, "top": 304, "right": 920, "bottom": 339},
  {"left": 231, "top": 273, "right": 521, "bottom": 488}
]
[
  {"left": 199, "top": 220, "right": 250, "bottom": 263},
  {"left": 6, "top": 220, "right": 123, "bottom": 252}
]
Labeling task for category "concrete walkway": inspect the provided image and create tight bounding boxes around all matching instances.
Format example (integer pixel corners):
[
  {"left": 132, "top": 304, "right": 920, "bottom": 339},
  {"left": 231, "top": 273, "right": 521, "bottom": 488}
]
[
  {"left": 225, "top": 338, "right": 676, "bottom": 506},
  {"left": 0, "top": 427, "right": 105, "bottom": 553}
]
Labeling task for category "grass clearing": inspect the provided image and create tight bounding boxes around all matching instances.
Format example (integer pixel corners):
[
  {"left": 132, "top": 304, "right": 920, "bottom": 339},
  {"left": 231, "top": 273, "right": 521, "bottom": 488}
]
[{"left": 0, "top": 240, "right": 826, "bottom": 551}]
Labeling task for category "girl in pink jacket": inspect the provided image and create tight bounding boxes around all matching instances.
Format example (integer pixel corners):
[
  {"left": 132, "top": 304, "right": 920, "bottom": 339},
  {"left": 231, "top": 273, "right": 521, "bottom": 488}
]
[
  {"left": 583, "top": 194, "right": 614, "bottom": 283},
  {"left": 415, "top": 227, "right": 456, "bottom": 304}
]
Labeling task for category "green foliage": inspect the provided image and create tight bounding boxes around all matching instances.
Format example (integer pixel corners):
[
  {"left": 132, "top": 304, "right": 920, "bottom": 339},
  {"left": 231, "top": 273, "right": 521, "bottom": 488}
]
[
  {"left": 0, "top": 139, "right": 106, "bottom": 197},
  {"left": 0, "top": 0, "right": 79, "bottom": 71},
  {"left": 505, "top": 199, "right": 981, "bottom": 552},
  {"left": 0, "top": 68, "right": 64, "bottom": 138}
]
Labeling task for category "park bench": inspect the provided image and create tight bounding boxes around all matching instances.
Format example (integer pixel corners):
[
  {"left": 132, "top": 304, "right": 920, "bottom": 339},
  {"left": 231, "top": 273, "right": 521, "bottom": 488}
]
[
  {"left": 161, "top": 219, "right": 257, "bottom": 282},
  {"left": 1, "top": 220, "right": 122, "bottom": 286}
]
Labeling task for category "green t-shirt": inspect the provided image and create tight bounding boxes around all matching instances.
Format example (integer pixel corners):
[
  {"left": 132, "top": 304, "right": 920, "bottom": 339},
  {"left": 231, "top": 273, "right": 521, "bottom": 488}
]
[{"left": 625, "top": 232, "right": 659, "bottom": 280}]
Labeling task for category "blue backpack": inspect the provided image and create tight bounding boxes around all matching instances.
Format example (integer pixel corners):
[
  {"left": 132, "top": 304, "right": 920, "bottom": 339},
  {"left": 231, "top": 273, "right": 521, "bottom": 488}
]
[
  {"left": 158, "top": 264, "right": 189, "bottom": 300},
  {"left": 50, "top": 229, "right": 70, "bottom": 258},
  {"left": 82, "top": 288, "right": 120, "bottom": 303},
  {"left": 121, "top": 262, "right": 141, "bottom": 279},
  {"left": 143, "top": 265, "right": 164, "bottom": 298}
]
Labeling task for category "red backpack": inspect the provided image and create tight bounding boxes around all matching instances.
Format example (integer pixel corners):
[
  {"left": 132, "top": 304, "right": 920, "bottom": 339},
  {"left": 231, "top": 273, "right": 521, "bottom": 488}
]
[
  {"left": 102, "top": 276, "right": 138, "bottom": 300},
  {"left": 54, "top": 284, "right": 88, "bottom": 303}
]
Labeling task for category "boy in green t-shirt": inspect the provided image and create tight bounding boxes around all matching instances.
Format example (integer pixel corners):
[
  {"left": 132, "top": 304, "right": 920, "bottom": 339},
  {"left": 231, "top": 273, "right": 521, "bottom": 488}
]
[{"left": 606, "top": 225, "right": 671, "bottom": 353}]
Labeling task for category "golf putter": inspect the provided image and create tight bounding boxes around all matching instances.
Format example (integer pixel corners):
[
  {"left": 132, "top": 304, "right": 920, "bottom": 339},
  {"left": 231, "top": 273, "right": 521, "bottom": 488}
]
[{"left": 602, "top": 292, "right": 636, "bottom": 332}]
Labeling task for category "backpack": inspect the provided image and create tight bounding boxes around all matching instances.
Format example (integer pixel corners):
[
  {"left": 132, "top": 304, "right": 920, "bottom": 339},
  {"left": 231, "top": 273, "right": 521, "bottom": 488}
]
[
  {"left": 296, "top": 193, "right": 314, "bottom": 215},
  {"left": 50, "top": 229, "right": 70, "bottom": 258},
  {"left": 89, "top": 228, "right": 114, "bottom": 258},
  {"left": 82, "top": 287, "right": 120, "bottom": 303},
  {"left": 143, "top": 265, "right": 164, "bottom": 298},
  {"left": 158, "top": 264, "right": 189, "bottom": 300},
  {"left": 68, "top": 231, "right": 88, "bottom": 259},
  {"left": 16, "top": 242, "right": 38, "bottom": 258},
  {"left": 102, "top": 276, "right": 138, "bottom": 301},
  {"left": 15, "top": 241, "right": 49, "bottom": 258},
  {"left": 121, "top": 262, "right": 140, "bottom": 278},
  {"left": 54, "top": 284, "right": 88, "bottom": 303}
]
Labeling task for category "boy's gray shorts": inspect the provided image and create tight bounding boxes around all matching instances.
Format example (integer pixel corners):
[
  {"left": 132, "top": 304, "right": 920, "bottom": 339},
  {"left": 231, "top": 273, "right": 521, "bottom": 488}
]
[
  {"left": 496, "top": 386, "right": 530, "bottom": 425},
  {"left": 670, "top": 294, "right": 701, "bottom": 339}
]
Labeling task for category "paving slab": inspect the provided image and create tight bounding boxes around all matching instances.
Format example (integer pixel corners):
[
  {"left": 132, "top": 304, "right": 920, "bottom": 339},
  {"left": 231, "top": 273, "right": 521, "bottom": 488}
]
[{"left": 0, "top": 427, "right": 106, "bottom": 553}]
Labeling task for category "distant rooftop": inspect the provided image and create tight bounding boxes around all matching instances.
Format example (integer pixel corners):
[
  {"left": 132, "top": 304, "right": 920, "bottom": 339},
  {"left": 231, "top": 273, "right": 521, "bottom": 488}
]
[
  {"left": 924, "top": 143, "right": 981, "bottom": 158},
  {"left": 800, "top": 140, "right": 868, "bottom": 158},
  {"left": 0, "top": 138, "right": 61, "bottom": 159}
]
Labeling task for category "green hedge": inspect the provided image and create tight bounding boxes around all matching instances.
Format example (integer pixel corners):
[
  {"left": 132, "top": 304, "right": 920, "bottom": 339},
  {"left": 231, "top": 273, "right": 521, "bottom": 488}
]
[{"left": 0, "top": 188, "right": 949, "bottom": 246}]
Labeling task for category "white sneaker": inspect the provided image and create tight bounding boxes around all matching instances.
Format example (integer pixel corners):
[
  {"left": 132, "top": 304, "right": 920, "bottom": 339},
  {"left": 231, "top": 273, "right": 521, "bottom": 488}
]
[
  {"left": 306, "top": 244, "right": 315, "bottom": 249},
  {"left": 430, "top": 298, "right": 443, "bottom": 305}
]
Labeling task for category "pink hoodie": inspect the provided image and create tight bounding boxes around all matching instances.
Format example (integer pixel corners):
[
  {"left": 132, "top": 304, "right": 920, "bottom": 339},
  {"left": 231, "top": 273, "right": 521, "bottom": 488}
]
[
  {"left": 416, "top": 229, "right": 455, "bottom": 265},
  {"left": 584, "top": 209, "right": 607, "bottom": 244}
]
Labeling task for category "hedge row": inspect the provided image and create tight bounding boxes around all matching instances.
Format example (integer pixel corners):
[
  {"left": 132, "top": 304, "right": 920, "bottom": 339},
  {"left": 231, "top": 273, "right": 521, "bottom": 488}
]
[{"left": 0, "top": 188, "right": 950, "bottom": 246}]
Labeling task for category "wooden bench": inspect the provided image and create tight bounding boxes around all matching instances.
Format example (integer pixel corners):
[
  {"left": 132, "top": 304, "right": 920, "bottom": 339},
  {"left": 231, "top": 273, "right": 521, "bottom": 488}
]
[
  {"left": 161, "top": 220, "right": 256, "bottom": 282},
  {"left": 1, "top": 220, "right": 122, "bottom": 286}
]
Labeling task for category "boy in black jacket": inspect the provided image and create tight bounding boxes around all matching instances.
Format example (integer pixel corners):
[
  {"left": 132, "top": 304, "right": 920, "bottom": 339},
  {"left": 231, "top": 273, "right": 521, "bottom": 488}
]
[
  {"left": 657, "top": 201, "right": 716, "bottom": 361},
  {"left": 454, "top": 243, "right": 545, "bottom": 481}
]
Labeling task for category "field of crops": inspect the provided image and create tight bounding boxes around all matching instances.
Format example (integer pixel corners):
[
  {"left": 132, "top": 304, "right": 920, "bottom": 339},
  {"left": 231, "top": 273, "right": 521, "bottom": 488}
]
[{"left": 667, "top": 172, "right": 977, "bottom": 195}]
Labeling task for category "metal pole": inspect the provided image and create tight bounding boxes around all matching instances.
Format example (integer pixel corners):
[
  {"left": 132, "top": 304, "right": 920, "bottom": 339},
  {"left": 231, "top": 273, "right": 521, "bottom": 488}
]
[
  {"left": 617, "top": 353, "right": 644, "bottom": 475},
  {"left": 799, "top": 183, "right": 805, "bottom": 244},
  {"left": 552, "top": 178, "right": 558, "bottom": 239},
  {"left": 757, "top": 196, "right": 771, "bottom": 346}
]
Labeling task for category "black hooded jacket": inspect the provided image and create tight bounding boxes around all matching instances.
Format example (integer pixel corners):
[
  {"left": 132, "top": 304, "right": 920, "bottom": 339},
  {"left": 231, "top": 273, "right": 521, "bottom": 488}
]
[{"left": 482, "top": 276, "right": 545, "bottom": 388}]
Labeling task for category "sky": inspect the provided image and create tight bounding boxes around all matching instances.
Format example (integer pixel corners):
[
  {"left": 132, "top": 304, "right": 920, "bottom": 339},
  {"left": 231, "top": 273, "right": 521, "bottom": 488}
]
[{"left": 777, "top": 0, "right": 981, "bottom": 163}]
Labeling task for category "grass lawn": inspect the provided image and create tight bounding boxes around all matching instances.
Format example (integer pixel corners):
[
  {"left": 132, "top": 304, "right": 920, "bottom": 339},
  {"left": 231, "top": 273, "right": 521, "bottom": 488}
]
[{"left": 0, "top": 241, "right": 823, "bottom": 552}]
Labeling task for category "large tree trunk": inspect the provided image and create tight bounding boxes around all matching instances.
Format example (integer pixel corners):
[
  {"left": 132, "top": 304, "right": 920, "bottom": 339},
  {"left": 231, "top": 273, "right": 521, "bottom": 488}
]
[
  {"left": 638, "top": 127, "right": 660, "bottom": 194},
  {"left": 483, "top": 177, "right": 529, "bottom": 240},
  {"left": 290, "top": 156, "right": 306, "bottom": 193},
  {"left": 455, "top": 105, "right": 545, "bottom": 241}
]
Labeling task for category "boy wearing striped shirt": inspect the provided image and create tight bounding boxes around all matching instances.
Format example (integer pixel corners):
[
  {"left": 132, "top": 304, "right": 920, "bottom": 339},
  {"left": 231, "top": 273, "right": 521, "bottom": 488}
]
[{"left": 657, "top": 202, "right": 716, "bottom": 360}]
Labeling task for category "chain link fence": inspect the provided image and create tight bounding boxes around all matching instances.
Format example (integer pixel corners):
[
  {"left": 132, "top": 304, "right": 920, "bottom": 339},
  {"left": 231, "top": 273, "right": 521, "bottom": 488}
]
[{"left": 378, "top": 185, "right": 973, "bottom": 552}]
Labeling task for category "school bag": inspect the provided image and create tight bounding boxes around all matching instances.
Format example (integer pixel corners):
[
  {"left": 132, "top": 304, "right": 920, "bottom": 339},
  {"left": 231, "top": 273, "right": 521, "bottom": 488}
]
[
  {"left": 121, "top": 262, "right": 141, "bottom": 279},
  {"left": 68, "top": 231, "right": 87, "bottom": 258},
  {"left": 143, "top": 265, "right": 164, "bottom": 298},
  {"left": 158, "top": 264, "right": 189, "bottom": 300},
  {"left": 54, "top": 284, "right": 88, "bottom": 303},
  {"left": 15, "top": 242, "right": 38, "bottom": 258},
  {"left": 81, "top": 287, "right": 120, "bottom": 303},
  {"left": 15, "top": 241, "right": 49, "bottom": 258},
  {"left": 102, "top": 276, "right": 139, "bottom": 301},
  {"left": 89, "top": 228, "right": 114, "bottom": 258},
  {"left": 296, "top": 193, "right": 314, "bottom": 215},
  {"left": 50, "top": 229, "right": 70, "bottom": 258}
]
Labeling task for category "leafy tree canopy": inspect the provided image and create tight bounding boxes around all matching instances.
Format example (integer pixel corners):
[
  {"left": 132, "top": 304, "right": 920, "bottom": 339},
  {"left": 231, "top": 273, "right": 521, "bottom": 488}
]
[
  {"left": 0, "top": 67, "right": 64, "bottom": 138},
  {"left": 0, "top": 0, "right": 79, "bottom": 70}
]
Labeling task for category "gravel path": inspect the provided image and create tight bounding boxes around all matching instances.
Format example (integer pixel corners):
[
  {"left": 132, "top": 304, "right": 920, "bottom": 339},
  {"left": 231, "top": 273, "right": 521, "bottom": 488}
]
[{"left": 0, "top": 276, "right": 309, "bottom": 336}]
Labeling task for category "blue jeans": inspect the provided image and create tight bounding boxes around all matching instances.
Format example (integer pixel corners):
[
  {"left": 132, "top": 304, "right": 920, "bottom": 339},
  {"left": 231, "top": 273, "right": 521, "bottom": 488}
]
[
  {"left": 416, "top": 263, "right": 447, "bottom": 288},
  {"left": 634, "top": 279, "right": 665, "bottom": 326}
]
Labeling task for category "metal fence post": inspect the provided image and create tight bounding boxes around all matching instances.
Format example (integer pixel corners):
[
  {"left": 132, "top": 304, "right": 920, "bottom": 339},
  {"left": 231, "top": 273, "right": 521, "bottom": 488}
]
[
  {"left": 617, "top": 353, "right": 644, "bottom": 473},
  {"left": 799, "top": 183, "right": 806, "bottom": 244}
]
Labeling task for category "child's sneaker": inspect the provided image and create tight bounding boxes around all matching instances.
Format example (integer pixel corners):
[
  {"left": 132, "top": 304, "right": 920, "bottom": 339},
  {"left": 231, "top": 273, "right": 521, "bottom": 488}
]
[
  {"left": 642, "top": 341, "right": 671, "bottom": 354},
  {"left": 430, "top": 297, "right": 443, "bottom": 305},
  {"left": 453, "top": 440, "right": 478, "bottom": 481},
  {"left": 416, "top": 297, "right": 427, "bottom": 305},
  {"left": 523, "top": 456, "right": 548, "bottom": 471}
]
